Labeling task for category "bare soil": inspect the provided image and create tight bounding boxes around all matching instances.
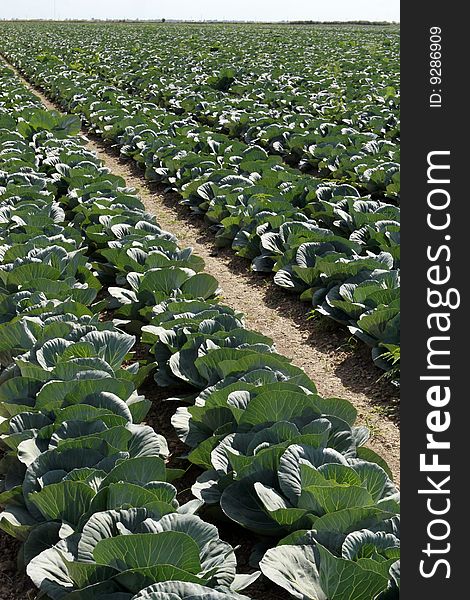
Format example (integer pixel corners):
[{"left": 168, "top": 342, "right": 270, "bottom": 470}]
[{"left": 0, "top": 533, "right": 35, "bottom": 599}]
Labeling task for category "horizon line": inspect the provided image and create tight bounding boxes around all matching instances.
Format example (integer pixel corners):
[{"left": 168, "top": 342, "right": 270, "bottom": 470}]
[{"left": 0, "top": 18, "right": 400, "bottom": 24}]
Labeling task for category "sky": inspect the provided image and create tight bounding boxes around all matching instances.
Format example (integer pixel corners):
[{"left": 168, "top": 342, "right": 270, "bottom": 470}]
[{"left": 0, "top": 1, "right": 400, "bottom": 23}]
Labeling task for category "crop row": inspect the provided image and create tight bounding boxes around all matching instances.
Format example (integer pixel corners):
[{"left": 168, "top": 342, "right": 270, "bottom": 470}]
[
  {"left": 0, "top": 26, "right": 400, "bottom": 373},
  {"left": 0, "top": 64, "right": 399, "bottom": 599}
]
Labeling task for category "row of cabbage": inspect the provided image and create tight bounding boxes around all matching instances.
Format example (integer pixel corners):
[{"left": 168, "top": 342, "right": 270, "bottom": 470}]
[
  {"left": 0, "top": 26, "right": 400, "bottom": 372},
  {"left": 0, "top": 65, "right": 400, "bottom": 599}
]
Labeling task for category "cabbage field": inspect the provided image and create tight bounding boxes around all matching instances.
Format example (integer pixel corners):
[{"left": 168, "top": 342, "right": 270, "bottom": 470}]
[
  {"left": 0, "top": 22, "right": 400, "bottom": 600},
  {"left": 0, "top": 21, "right": 400, "bottom": 373}
]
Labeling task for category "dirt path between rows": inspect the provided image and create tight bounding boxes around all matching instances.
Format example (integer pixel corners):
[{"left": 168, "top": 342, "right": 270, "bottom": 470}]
[{"left": 2, "top": 55, "right": 400, "bottom": 477}]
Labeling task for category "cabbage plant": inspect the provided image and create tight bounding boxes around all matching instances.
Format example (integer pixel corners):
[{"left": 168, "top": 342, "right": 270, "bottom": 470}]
[
  {"left": 260, "top": 529, "right": 400, "bottom": 600},
  {"left": 28, "top": 509, "right": 258, "bottom": 599},
  {"left": 193, "top": 441, "right": 399, "bottom": 538}
]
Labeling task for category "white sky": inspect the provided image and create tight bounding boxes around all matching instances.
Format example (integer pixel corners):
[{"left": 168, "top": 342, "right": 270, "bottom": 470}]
[{"left": 0, "top": 1, "right": 400, "bottom": 22}]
